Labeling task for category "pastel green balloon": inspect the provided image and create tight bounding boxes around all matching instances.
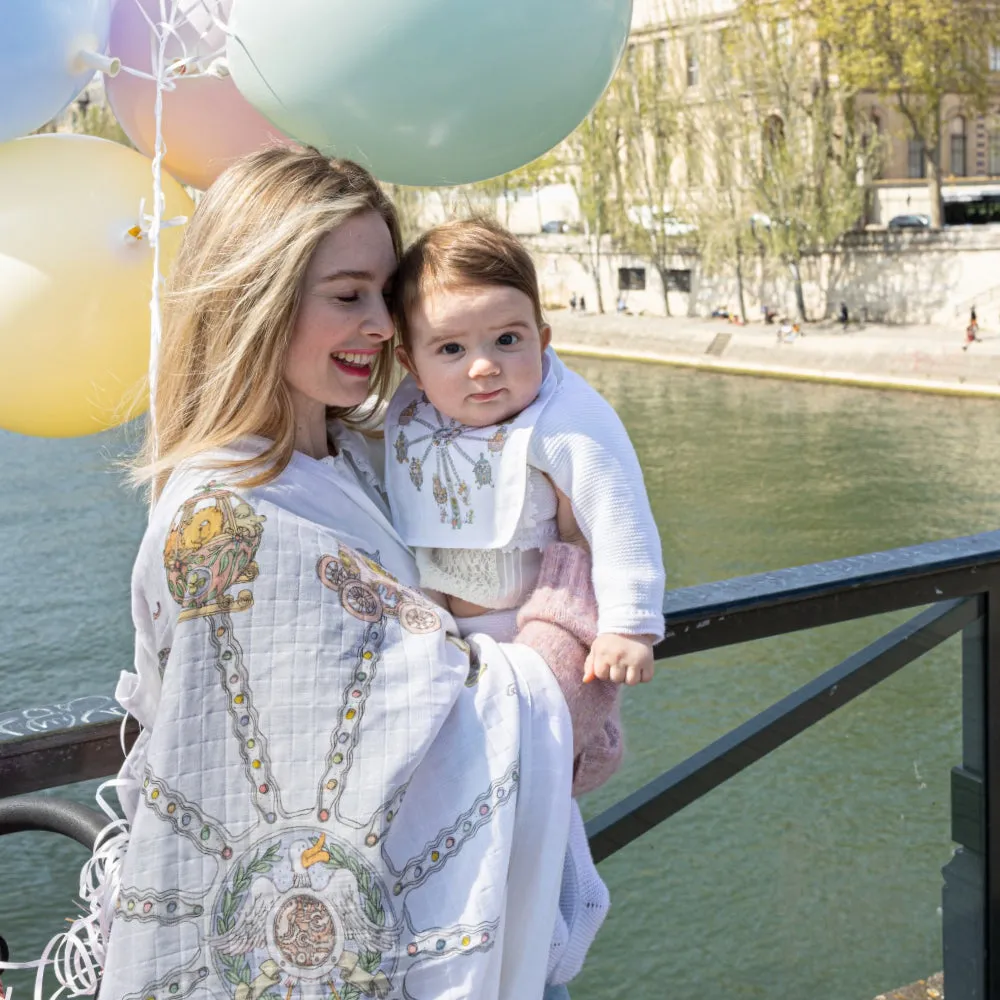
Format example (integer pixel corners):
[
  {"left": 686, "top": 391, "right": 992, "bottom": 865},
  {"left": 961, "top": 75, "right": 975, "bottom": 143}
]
[{"left": 227, "top": 0, "right": 632, "bottom": 186}]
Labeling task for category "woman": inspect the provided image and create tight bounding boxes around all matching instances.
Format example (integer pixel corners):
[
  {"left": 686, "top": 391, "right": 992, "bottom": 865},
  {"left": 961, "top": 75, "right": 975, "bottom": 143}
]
[{"left": 92, "top": 148, "right": 621, "bottom": 1000}]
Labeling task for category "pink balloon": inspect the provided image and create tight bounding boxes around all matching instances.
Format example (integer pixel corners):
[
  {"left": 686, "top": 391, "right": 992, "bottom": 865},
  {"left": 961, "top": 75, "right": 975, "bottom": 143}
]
[{"left": 106, "top": 0, "right": 288, "bottom": 189}]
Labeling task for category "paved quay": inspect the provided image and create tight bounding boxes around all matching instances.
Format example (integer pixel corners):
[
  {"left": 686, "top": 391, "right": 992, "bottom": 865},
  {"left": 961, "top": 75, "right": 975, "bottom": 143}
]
[{"left": 550, "top": 311, "right": 1000, "bottom": 398}]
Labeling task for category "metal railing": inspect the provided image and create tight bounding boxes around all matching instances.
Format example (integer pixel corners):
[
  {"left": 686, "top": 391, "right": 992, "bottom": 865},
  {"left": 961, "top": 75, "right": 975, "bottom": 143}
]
[{"left": 3, "top": 530, "right": 1000, "bottom": 997}]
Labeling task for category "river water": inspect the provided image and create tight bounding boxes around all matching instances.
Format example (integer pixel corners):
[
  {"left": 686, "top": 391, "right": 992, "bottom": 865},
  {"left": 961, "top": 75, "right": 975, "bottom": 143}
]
[{"left": 1, "top": 358, "right": 998, "bottom": 999}]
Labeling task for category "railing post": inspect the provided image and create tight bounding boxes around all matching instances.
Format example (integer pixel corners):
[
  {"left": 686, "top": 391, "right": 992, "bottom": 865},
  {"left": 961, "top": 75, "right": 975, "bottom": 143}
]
[
  {"left": 943, "top": 596, "right": 987, "bottom": 999},
  {"left": 987, "top": 580, "right": 1000, "bottom": 1000}
]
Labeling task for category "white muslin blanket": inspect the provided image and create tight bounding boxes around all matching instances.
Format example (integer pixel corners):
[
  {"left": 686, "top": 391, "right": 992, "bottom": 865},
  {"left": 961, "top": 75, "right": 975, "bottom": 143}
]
[{"left": 94, "top": 431, "right": 573, "bottom": 1000}]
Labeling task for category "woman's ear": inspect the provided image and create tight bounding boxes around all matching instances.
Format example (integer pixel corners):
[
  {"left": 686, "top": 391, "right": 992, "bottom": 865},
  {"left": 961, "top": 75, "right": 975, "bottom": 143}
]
[
  {"left": 539, "top": 323, "right": 552, "bottom": 352},
  {"left": 395, "top": 345, "right": 422, "bottom": 387}
]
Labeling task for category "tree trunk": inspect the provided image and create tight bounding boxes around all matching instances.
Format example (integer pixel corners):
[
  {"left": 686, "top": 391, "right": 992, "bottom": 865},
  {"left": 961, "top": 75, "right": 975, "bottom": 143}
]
[
  {"left": 656, "top": 263, "right": 673, "bottom": 317},
  {"left": 735, "top": 242, "right": 747, "bottom": 324},
  {"left": 592, "top": 248, "right": 606, "bottom": 314},
  {"left": 788, "top": 257, "right": 807, "bottom": 321},
  {"left": 926, "top": 151, "right": 943, "bottom": 229},
  {"left": 925, "top": 100, "right": 943, "bottom": 229}
]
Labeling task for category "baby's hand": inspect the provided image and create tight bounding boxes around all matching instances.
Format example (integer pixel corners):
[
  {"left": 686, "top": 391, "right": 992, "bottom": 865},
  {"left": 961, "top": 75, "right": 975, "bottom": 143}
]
[{"left": 585, "top": 633, "right": 655, "bottom": 686}]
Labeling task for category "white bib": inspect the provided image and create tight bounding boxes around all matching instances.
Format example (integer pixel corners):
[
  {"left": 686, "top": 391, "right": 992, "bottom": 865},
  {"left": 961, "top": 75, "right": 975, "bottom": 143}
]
[{"left": 385, "top": 350, "right": 568, "bottom": 550}]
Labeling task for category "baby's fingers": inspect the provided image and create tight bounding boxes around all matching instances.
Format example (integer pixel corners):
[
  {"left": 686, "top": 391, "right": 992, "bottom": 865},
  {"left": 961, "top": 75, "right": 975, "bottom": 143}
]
[{"left": 607, "top": 660, "right": 629, "bottom": 684}]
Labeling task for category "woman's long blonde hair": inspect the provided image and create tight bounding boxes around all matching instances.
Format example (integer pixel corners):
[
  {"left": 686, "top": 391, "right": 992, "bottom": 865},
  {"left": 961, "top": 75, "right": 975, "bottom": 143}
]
[{"left": 132, "top": 146, "right": 402, "bottom": 500}]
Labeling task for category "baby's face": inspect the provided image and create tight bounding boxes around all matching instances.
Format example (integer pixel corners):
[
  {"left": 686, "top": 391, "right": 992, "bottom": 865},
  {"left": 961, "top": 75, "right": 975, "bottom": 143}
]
[{"left": 397, "top": 283, "right": 551, "bottom": 428}]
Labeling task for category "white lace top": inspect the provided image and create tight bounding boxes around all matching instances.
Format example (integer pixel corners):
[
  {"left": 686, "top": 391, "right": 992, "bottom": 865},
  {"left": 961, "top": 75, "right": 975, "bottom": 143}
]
[{"left": 415, "top": 464, "right": 559, "bottom": 608}]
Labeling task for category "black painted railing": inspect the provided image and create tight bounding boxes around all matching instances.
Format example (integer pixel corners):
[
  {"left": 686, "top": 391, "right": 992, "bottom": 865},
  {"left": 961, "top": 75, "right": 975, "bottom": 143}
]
[{"left": 3, "top": 530, "right": 1000, "bottom": 997}]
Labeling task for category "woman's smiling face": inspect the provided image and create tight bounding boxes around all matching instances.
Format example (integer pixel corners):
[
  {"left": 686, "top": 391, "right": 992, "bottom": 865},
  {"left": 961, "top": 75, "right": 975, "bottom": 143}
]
[{"left": 284, "top": 210, "right": 398, "bottom": 418}]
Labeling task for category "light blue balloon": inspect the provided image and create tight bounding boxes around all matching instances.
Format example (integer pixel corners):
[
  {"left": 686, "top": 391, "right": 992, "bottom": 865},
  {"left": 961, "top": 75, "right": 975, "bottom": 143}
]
[
  {"left": 227, "top": 0, "right": 633, "bottom": 186},
  {"left": 0, "top": 0, "right": 114, "bottom": 142}
]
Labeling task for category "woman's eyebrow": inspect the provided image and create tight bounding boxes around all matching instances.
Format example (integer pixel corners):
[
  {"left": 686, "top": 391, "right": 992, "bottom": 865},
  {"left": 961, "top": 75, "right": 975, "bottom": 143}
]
[{"left": 316, "top": 269, "right": 376, "bottom": 283}]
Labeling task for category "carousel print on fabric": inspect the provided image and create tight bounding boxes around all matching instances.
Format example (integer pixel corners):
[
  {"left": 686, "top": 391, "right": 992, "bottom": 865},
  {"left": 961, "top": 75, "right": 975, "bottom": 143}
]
[
  {"left": 392, "top": 395, "right": 511, "bottom": 530},
  {"left": 117, "top": 483, "right": 515, "bottom": 1000}
]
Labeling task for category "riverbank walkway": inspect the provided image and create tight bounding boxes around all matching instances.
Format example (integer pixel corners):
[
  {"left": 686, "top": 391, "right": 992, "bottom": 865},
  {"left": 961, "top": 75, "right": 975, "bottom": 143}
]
[{"left": 551, "top": 311, "right": 1000, "bottom": 398}]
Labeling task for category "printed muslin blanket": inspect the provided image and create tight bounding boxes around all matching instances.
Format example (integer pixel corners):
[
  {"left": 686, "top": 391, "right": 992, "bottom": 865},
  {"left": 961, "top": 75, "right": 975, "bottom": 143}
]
[{"left": 94, "top": 433, "right": 573, "bottom": 1000}]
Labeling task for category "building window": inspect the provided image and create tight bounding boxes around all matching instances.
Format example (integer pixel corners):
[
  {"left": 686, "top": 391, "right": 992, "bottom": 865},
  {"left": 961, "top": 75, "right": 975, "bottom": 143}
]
[
  {"left": 665, "top": 269, "right": 692, "bottom": 293},
  {"left": 990, "top": 44, "right": 1000, "bottom": 72},
  {"left": 685, "top": 39, "right": 699, "bottom": 87},
  {"left": 950, "top": 116, "right": 967, "bottom": 176},
  {"left": 865, "top": 110, "right": 884, "bottom": 179},
  {"left": 762, "top": 114, "right": 785, "bottom": 170},
  {"left": 990, "top": 131, "right": 1000, "bottom": 175},
  {"left": 654, "top": 37, "right": 667, "bottom": 76},
  {"left": 687, "top": 129, "right": 702, "bottom": 184},
  {"left": 908, "top": 139, "right": 926, "bottom": 179},
  {"left": 618, "top": 267, "right": 646, "bottom": 291}
]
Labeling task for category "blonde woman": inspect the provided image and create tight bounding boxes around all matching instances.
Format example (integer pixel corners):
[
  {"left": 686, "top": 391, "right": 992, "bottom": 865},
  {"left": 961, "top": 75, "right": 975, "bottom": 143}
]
[{"left": 84, "top": 148, "right": 621, "bottom": 1000}]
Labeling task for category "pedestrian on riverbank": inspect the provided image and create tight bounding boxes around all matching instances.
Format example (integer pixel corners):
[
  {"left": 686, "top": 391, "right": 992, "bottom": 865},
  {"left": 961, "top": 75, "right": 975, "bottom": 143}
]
[
  {"left": 964, "top": 323, "right": 983, "bottom": 349},
  {"left": 570, "top": 292, "right": 577, "bottom": 312}
]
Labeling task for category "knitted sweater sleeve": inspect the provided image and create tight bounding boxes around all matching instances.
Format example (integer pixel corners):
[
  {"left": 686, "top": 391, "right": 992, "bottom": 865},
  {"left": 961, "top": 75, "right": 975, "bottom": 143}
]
[
  {"left": 514, "top": 542, "right": 625, "bottom": 796},
  {"left": 529, "top": 382, "right": 666, "bottom": 639}
]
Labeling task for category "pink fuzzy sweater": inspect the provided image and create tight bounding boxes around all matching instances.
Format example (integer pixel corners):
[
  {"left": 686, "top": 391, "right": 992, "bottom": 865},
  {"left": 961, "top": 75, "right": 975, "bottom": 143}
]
[{"left": 514, "top": 543, "right": 624, "bottom": 795}]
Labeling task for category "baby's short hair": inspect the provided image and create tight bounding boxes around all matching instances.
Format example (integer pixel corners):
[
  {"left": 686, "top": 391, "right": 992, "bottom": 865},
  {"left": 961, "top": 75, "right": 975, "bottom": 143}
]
[{"left": 394, "top": 216, "right": 545, "bottom": 351}]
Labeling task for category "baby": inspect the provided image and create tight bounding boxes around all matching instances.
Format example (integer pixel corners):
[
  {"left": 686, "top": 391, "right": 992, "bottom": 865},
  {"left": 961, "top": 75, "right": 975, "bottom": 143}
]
[{"left": 384, "top": 217, "right": 665, "bottom": 684}]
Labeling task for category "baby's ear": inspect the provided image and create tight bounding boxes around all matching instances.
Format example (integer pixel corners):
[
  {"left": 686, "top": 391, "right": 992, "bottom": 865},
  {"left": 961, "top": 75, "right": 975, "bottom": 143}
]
[{"left": 395, "top": 346, "right": 422, "bottom": 386}]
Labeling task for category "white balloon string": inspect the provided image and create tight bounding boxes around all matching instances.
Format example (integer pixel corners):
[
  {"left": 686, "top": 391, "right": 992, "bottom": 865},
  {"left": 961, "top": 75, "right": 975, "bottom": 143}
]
[
  {"left": 0, "top": 778, "right": 133, "bottom": 998},
  {"left": 144, "top": 0, "right": 174, "bottom": 455}
]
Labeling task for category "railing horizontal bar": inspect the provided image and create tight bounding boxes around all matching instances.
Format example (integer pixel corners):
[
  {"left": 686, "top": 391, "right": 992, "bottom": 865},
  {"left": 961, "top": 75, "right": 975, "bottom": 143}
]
[
  {"left": 0, "top": 795, "right": 109, "bottom": 850},
  {"left": 0, "top": 718, "right": 139, "bottom": 800},
  {"left": 588, "top": 596, "right": 979, "bottom": 863},
  {"left": 657, "top": 563, "right": 991, "bottom": 659},
  {"left": 663, "top": 530, "right": 1000, "bottom": 622}
]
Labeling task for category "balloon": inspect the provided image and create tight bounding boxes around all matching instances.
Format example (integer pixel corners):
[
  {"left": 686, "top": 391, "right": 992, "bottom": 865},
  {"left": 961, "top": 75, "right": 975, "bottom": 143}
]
[
  {"left": 0, "top": 134, "right": 194, "bottom": 438},
  {"left": 0, "top": 0, "right": 116, "bottom": 143},
  {"left": 106, "top": 0, "right": 288, "bottom": 190},
  {"left": 227, "top": 0, "right": 633, "bottom": 186}
]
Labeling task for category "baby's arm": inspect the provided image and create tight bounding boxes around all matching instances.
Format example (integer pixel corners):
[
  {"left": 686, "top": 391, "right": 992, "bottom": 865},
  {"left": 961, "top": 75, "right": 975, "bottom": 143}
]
[
  {"left": 550, "top": 485, "right": 655, "bottom": 685},
  {"left": 513, "top": 541, "right": 624, "bottom": 795},
  {"left": 534, "top": 384, "right": 666, "bottom": 684}
]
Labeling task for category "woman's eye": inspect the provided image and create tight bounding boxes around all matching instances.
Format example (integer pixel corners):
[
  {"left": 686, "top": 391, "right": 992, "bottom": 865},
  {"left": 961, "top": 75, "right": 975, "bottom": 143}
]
[
  {"left": 440, "top": 343, "right": 463, "bottom": 355},
  {"left": 336, "top": 293, "right": 359, "bottom": 303},
  {"left": 497, "top": 332, "right": 519, "bottom": 346}
]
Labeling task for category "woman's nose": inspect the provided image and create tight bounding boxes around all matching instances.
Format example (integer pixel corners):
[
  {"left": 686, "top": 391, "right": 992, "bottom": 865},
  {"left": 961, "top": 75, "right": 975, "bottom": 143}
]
[{"left": 361, "top": 294, "right": 394, "bottom": 342}]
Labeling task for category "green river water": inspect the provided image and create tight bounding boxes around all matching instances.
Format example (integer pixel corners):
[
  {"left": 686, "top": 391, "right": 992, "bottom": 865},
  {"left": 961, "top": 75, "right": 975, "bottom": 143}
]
[{"left": 1, "top": 357, "right": 998, "bottom": 1000}]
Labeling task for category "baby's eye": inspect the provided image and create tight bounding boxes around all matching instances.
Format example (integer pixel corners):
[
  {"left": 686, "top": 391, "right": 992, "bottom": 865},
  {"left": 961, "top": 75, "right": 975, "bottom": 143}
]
[
  {"left": 497, "top": 332, "right": 519, "bottom": 346},
  {"left": 439, "top": 342, "right": 464, "bottom": 355}
]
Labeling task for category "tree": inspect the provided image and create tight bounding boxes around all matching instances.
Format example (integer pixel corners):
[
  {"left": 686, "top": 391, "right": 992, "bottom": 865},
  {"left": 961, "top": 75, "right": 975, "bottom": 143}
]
[
  {"left": 617, "top": 38, "right": 688, "bottom": 315},
  {"left": 558, "top": 89, "right": 628, "bottom": 314},
  {"left": 710, "top": 4, "right": 882, "bottom": 320},
  {"left": 809, "top": 0, "right": 1000, "bottom": 228}
]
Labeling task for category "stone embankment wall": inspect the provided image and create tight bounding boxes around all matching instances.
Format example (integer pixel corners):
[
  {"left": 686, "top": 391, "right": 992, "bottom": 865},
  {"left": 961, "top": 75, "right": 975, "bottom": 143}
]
[{"left": 526, "top": 228, "right": 1000, "bottom": 328}]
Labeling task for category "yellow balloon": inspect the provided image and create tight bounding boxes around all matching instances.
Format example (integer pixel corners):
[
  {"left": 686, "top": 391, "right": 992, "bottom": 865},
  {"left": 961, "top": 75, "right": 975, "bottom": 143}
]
[{"left": 0, "top": 133, "right": 194, "bottom": 437}]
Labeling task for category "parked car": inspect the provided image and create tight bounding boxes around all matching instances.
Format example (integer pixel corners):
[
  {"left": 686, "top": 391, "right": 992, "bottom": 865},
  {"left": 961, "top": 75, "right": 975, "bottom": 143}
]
[
  {"left": 887, "top": 213, "right": 931, "bottom": 230},
  {"left": 541, "top": 220, "right": 571, "bottom": 233}
]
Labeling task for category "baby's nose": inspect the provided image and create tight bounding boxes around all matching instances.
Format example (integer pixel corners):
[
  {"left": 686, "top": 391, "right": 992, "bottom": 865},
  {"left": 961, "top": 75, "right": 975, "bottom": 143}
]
[{"left": 468, "top": 355, "right": 500, "bottom": 377}]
